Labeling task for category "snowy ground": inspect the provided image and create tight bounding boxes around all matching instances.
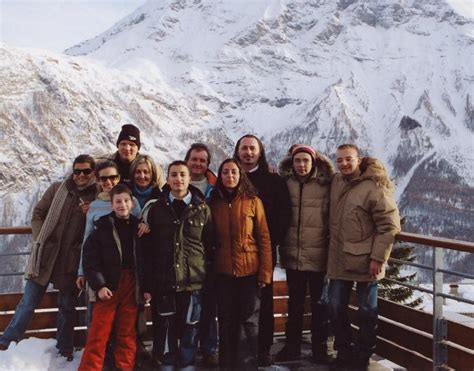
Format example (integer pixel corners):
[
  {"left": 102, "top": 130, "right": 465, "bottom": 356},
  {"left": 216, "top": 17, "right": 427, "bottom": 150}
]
[{"left": 0, "top": 338, "right": 82, "bottom": 371}]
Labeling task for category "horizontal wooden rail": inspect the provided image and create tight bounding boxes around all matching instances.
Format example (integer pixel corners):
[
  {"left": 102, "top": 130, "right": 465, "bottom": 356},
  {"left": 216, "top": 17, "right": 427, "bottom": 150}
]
[
  {"left": 2, "top": 228, "right": 473, "bottom": 253},
  {"left": 396, "top": 231, "right": 474, "bottom": 253},
  {"left": 0, "top": 227, "right": 32, "bottom": 235}
]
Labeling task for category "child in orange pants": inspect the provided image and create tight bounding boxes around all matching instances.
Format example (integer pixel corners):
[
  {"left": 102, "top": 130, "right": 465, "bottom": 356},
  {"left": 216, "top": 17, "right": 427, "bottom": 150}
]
[{"left": 79, "top": 184, "right": 150, "bottom": 371}]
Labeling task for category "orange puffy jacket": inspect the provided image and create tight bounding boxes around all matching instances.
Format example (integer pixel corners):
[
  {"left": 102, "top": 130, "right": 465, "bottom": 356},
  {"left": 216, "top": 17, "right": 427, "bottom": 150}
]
[{"left": 210, "top": 194, "right": 272, "bottom": 284}]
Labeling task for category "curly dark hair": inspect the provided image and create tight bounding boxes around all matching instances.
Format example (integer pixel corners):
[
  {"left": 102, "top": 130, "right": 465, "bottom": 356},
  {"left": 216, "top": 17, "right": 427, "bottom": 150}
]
[
  {"left": 211, "top": 158, "right": 257, "bottom": 200},
  {"left": 232, "top": 134, "right": 269, "bottom": 173}
]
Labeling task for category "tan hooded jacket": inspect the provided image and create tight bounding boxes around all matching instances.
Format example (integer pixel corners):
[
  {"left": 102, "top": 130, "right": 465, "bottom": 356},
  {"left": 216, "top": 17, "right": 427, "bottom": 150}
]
[
  {"left": 327, "top": 157, "right": 401, "bottom": 281},
  {"left": 279, "top": 151, "right": 335, "bottom": 272}
]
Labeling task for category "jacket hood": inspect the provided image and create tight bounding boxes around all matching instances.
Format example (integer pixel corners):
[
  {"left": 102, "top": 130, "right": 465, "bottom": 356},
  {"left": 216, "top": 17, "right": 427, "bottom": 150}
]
[
  {"left": 279, "top": 150, "right": 335, "bottom": 185},
  {"left": 205, "top": 169, "right": 217, "bottom": 186},
  {"left": 356, "top": 157, "right": 395, "bottom": 193}
]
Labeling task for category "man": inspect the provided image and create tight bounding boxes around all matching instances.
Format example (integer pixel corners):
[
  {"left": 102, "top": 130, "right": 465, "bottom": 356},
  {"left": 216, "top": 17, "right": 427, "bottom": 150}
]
[
  {"left": 184, "top": 143, "right": 218, "bottom": 367},
  {"left": 276, "top": 145, "right": 334, "bottom": 364},
  {"left": 233, "top": 134, "right": 291, "bottom": 366},
  {"left": 112, "top": 124, "right": 141, "bottom": 185},
  {"left": 328, "top": 144, "right": 401, "bottom": 368},
  {"left": 142, "top": 161, "right": 213, "bottom": 368},
  {"left": 0, "top": 155, "right": 96, "bottom": 360},
  {"left": 185, "top": 142, "right": 217, "bottom": 198}
]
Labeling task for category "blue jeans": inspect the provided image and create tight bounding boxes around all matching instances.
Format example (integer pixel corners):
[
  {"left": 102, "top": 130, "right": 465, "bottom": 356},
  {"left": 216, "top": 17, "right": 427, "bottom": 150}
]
[
  {"left": 160, "top": 291, "right": 202, "bottom": 367},
  {"left": 0, "top": 280, "right": 76, "bottom": 353},
  {"left": 329, "top": 279, "right": 378, "bottom": 360}
]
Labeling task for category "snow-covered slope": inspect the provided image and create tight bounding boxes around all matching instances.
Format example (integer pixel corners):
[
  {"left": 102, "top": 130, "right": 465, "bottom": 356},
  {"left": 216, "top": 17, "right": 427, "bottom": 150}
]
[
  {"left": 66, "top": 0, "right": 474, "bottom": 244},
  {"left": 1, "top": 0, "right": 473, "bottom": 289}
]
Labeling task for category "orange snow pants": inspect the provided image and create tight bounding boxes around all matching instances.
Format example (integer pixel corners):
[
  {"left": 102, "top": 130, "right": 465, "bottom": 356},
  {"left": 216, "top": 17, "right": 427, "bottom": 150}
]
[{"left": 79, "top": 270, "right": 138, "bottom": 371}]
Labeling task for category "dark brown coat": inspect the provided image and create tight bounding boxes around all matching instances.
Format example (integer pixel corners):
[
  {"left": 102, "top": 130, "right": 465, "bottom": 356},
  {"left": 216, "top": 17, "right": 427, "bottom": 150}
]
[{"left": 30, "top": 177, "right": 96, "bottom": 289}]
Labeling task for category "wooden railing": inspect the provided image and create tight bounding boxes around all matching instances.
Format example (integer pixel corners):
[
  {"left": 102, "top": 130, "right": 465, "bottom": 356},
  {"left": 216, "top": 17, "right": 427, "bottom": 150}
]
[{"left": 1, "top": 228, "right": 473, "bottom": 369}]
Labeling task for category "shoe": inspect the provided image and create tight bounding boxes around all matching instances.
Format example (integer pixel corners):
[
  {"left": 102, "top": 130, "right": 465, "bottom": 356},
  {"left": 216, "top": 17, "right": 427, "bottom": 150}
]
[
  {"left": 58, "top": 351, "right": 74, "bottom": 362},
  {"left": 329, "top": 356, "right": 349, "bottom": 370},
  {"left": 275, "top": 346, "right": 300, "bottom": 362},
  {"left": 313, "top": 351, "right": 334, "bottom": 364},
  {"left": 202, "top": 353, "right": 219, "bottom": 368},
  {"left": 0, "top": 344, "right": 8, "bottom": 351},
  {"left": 258, "top": 352, "right": 273, "bottom": 367}
]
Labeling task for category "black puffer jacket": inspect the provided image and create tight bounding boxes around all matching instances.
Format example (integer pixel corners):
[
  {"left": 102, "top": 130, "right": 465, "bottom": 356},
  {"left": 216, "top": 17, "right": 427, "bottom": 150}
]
[
  {"left": 141, "top": 187, "right": 213, "bottom": 295},
  {"left": 82, "top": 213, "right": 140, "bottom": 293}
]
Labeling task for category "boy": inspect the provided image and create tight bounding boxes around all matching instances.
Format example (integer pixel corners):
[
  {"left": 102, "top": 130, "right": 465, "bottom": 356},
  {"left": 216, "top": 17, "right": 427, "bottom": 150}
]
[
  {"left": 79, "top": 184, "right": 149, "bottom": 371},
  {"left": 142, "top": 161, "right": 213, "bottom": 367}
]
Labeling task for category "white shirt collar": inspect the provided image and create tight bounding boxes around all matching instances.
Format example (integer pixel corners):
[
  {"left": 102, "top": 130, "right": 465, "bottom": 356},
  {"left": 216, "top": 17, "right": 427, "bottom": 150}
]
[{"left": 169, "top": 191, "right": 192, "bottom": 205}]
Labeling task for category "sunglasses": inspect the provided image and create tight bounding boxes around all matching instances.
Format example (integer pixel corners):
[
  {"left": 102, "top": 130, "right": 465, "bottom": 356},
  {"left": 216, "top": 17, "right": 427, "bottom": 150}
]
[
  {"left": 98, "top": 175, "right": 120, "bottom": 182},
  {"left": 73, "top": 168, "right": 93, "bottom": 175}
]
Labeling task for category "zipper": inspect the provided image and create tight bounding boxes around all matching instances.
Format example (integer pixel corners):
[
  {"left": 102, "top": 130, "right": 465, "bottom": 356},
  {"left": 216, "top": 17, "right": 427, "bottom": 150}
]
[
  {"left": 228, "top": 201, "right": 236, "bottom": 276},
  {"left": 296, "top": 182, "right": 303, "bottom": 269}
]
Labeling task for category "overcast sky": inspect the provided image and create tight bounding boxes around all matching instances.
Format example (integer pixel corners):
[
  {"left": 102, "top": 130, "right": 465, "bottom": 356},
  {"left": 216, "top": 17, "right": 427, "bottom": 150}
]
[{"left": 0, "top": 0, "right": 147, "bottom": 52}]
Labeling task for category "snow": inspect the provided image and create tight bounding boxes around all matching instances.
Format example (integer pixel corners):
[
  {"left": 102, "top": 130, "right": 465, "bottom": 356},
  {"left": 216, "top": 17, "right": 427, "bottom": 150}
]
[
  {"left": 446, "top": 0, "right": 474, "bottom": 19},
  {"left": 0, "top": 338, "right": 82, "bottom": 371}
]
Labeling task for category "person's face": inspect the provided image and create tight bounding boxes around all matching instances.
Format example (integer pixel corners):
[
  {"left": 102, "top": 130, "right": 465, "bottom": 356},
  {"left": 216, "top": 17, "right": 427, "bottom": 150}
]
[
  {"left": 72, "top": 162, "right": 94, "bottom": 188},
  {"left": 293, "top": 152, "right": 313, "bottom": 178},
  {"left": 111, "top": 192, "right": 133, "bottom": 219},
  {"left": 98, "top": 167, "right": 120, "bottom": 192},
  {"left": 134, "top": 162, "right": 152, "bottom": 189},
  {"left": 186, "top": 149, "right": 209, "bottom": 179},
  {"left": 167, "top": 165, "right": 190, "bottom": 194},
  {"left": 237, "top": 137, "right": 260, "bottom": 169},
  {"left": 221, "top": 162, "right": 240, "bottom": 190},
  {"left": 118, "top": 140, "right": 138, "bottom": 163},
  {"left": 336, "top": 148, "right": 361, "bottom": 178}
]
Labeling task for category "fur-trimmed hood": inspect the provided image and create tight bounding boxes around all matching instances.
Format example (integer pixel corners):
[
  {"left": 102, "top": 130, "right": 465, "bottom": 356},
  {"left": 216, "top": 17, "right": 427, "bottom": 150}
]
[
  {"left": 353, "top": 157, "right": 395, "bottom": 193},
  {"left": 278, "top": 150, "right": 335, "bottom": 185}
]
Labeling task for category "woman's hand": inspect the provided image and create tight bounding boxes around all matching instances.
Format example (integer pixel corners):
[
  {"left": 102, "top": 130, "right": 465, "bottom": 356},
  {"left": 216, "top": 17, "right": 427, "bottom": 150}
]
[
  {"left": 144, "top": 292, "right": 152, "bottom": 304},
  {"left": 98, "top": 287, "right": 113, "bottom": 300},
  {"left": 76, "top": 275, "right": 85, "bottom": 290},
  {"left": 137, "top": 222, "right": 150, "bottom": 237},
  {"left": 258, "top": 281, "right": 267, "bottom": 288}
]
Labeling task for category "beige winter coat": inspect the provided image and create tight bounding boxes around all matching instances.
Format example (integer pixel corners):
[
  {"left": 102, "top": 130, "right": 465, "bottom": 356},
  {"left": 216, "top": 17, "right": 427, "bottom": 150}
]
[
  {"left": 279, "top": 152, "right": 335, "bottom": 272},
  {"left": 327, "top": 157, "right": 401, "bottom": 282}
]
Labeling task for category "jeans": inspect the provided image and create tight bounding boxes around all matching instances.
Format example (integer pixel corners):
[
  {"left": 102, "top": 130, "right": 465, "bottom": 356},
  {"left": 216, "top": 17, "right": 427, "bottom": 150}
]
[
  {"left": 285, "top": 270, "right": 329, "bottom": 353},
  {"left": 0, "top": 280, "right": 77, "bottom": 353},
  {"left": 217, "top": 274, "right": 260, "bottom": 370},
  {"left": 158, "top": 291, "right": 202, "bottom": 367},
  {"left": 329, "top": 279, "right": 378, "bottom": 360}
]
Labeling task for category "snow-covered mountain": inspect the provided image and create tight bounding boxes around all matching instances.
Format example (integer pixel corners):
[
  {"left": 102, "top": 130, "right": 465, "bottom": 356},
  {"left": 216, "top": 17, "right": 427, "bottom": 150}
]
[{"left": 1, "top": 0, "right": 473, "bottom": 289}]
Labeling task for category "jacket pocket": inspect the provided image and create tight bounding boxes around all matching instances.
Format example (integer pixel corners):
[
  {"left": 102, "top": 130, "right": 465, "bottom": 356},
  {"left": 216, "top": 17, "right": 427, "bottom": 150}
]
[
  {"left": 342, "top": 236, "right": 373, "bottom": 274},
  {"left": 188, "top": 256, "right": 206, "bottom": 285}
]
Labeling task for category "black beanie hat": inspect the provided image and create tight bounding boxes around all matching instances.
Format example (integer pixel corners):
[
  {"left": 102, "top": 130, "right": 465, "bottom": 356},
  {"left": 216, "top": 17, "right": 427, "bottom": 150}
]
[{"left": 116, "top": 124, "right": 141, "bottom": 149}]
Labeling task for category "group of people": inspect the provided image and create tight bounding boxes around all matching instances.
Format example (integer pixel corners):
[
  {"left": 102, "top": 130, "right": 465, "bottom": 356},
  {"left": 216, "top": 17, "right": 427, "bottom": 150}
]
[{"left": 0, "top": 123, "right": 401, "bottom": 371}]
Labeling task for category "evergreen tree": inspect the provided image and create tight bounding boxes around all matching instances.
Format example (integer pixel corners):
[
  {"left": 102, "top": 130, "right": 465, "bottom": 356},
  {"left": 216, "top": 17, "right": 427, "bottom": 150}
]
[{"left": 379, "top": 242, "right": 423, "bottom": 308}]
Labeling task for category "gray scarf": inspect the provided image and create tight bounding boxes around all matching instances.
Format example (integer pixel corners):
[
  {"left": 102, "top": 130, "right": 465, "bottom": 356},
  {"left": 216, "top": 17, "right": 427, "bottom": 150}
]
[{"left": 24, "top": 180, "right": 69, "bottom": 279}]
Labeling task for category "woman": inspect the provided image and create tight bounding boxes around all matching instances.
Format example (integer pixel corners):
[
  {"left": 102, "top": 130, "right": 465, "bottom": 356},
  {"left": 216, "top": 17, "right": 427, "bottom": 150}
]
[
  {"left": 76, "top": 160, "right": 141, "bottom": 294},
  {"left": 209, "top": 158, "right": 272, "bottom": 370},
  {"left": 129, "top": 154, "right": 165, "bottom": 209}
]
